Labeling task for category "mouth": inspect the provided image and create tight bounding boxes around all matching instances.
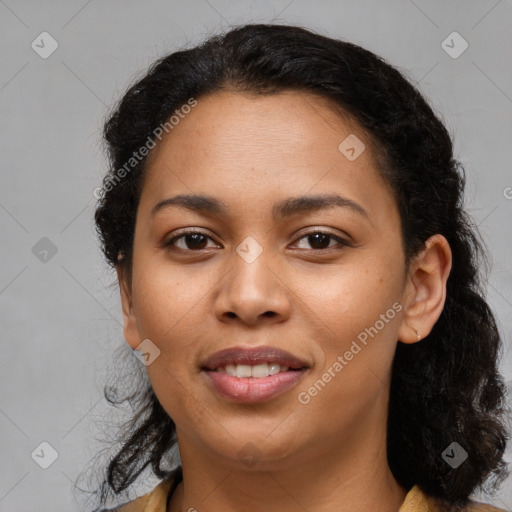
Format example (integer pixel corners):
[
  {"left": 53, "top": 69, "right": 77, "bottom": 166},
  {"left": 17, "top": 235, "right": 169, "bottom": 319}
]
[{"left": 200, "top": 346, "right": 310, "bottom": 403}]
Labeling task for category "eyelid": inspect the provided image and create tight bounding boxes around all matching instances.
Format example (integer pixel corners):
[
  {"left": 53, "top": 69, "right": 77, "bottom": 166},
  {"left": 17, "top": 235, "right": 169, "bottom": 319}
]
[
  {"left": 163, "top": 227, "right": 352, "bottom": 251},
  {"left": 163, "top": 228, "right": 220, "bottom": 248},
  {"left": 292, "top": 227, "right": 352, "bottom": 246}
]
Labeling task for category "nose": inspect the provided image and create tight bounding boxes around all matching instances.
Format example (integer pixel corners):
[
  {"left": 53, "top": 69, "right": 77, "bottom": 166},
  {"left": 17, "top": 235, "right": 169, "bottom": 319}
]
[{"left": 213, "top": 244, "right": 291, "bottom": 327}]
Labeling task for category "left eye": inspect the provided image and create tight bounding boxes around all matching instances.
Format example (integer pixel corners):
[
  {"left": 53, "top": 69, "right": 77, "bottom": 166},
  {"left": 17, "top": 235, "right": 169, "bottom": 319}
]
[
  {"left": 164, "top": 230, "right": 348, "bottom": 251},
  {"left": 293, "top": 231, "right": 348, "bottom": 250}
]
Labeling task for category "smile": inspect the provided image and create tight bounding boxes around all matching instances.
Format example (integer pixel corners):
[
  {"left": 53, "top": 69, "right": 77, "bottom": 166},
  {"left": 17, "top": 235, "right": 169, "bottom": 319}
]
[{"left": 202, "top": 367, "right": 308, "bottom": 403}]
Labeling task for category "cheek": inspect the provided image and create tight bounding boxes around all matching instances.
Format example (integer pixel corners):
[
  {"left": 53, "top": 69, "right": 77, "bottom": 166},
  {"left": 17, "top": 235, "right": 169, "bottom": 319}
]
[
  {"left": 131, "top": 267, "right": 203, "bottom": 424},
  {"left": 293, "top": 284, "right": 401, "bottom": 443},
  {"left": 131, "top": 261, "right": 198, "bottom": 339},
  {"left": 293, "top": 258, "right": 403, "bottom": 395},
  {"left": 294, "top": 256, "right": 403, "bottom": 338}
]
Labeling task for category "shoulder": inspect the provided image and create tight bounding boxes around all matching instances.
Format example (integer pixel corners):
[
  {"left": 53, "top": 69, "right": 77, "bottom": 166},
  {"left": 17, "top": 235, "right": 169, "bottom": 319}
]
[
  {"left": 99, "top": 476, "right": 175, "bottom": 512},
  {"left": 463, "top": 499, "right": 509, "bottom": 512},
  {"left": 400, "top": 485, "right": 508, "bottom": 512}
]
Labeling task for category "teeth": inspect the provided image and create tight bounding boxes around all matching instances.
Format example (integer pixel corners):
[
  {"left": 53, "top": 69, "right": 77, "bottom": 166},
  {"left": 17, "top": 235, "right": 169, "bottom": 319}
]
[
  {"left": 225, "top": 364, "right": 236, "bottom": 377},
  {"left": 252, "top": 363, "right": 269, "bottom": 378},
  {"left": 236, "top": 364, "right": 252, "bottom": 378},
  {"left": 269, "top": 363, "right": 281, "bottom": 375},
  {"left": 219, "top": 363, "right": 291, "bottom": 377}
]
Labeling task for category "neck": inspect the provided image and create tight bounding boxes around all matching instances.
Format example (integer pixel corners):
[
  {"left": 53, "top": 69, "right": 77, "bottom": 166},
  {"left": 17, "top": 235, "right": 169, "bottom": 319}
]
[{"left": 168, "top": 418, "right": 407, "bottom": 512}]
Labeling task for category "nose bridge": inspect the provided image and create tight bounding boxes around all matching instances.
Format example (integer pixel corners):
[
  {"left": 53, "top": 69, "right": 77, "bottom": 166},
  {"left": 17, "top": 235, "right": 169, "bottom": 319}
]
[
  {"left": 215, "top": 234, "right": 289, "bottom": 323},
  {"left": 230, "top": 234, "right": 275, "bottom": 296}
]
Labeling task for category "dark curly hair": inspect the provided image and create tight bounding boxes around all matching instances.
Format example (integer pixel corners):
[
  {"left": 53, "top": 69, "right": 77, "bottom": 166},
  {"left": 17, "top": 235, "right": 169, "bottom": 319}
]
[{"left": 89, "top": 23, "right": 510, "bottom": 511}]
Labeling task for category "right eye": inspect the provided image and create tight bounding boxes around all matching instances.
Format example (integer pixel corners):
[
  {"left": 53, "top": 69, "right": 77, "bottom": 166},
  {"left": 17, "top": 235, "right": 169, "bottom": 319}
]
[{"left": 163, "top": 230, "right": 220, "bottom": 252}]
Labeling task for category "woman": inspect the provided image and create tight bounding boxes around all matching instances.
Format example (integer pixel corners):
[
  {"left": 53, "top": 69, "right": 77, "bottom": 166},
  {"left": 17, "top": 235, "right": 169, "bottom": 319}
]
[{"left": 91, "top": 23, "right": 509, "bottom": 512}]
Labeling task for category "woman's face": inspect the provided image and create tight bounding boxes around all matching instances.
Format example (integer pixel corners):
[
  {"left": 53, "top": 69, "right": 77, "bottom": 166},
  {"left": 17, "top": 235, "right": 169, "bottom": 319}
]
[{"left": 120, "top": 90, "right": 412, "bottom": 469}]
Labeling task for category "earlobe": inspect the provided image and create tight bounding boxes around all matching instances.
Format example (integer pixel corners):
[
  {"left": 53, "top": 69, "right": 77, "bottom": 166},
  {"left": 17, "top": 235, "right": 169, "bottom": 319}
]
[
  {"left": 116, "top": 264, "right": 140, "bottom": 350},
  {"left": 397, "top": 234, "right": 452, "bottom": 344}
]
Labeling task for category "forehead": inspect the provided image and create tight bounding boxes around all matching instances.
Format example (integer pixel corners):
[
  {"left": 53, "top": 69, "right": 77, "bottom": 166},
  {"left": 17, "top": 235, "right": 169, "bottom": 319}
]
[
  {"left": 139, "top": 90, "right": 396, "bottom": 223},
  {"left": 146, "top": 89, "right": 369, "bottom": 168}
]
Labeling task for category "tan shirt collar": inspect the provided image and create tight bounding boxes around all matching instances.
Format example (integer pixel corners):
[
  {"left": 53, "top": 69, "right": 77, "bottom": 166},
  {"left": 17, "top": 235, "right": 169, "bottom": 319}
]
[{"left": 114, "top": 478, "right": 506, "bottom": 512}]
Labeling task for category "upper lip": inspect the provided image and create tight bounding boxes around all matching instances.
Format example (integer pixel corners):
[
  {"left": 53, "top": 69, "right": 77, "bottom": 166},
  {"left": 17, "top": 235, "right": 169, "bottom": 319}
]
[{"left": 201, "top": 346, "right": 309, "bottom": 371}]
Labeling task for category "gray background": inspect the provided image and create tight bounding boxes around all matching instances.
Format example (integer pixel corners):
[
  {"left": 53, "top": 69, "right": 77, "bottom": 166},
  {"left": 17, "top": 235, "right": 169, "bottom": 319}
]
[{"left": 1, "top": 0, "right": 511, "bottom": 510}]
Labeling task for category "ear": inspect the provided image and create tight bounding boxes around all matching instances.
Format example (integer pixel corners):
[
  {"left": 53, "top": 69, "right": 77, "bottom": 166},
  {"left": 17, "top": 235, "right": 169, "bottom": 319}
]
[
  {"left": 398, "top": 234, "right": 452, "bottom": 344},
  {"left": 116, "top": 263, "right": 140, "bottom": 350}
]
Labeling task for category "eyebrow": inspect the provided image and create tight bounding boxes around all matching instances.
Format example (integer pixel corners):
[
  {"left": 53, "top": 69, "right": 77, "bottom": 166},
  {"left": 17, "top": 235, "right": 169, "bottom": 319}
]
[{"left": 150, "top": 193, "right": 369, "bottom": 220}]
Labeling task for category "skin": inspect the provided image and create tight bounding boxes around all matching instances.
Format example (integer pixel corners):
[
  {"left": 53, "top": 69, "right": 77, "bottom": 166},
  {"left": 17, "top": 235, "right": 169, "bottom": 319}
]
[{"left": 117, "top": 90, "right": 452, "bottom": 512}]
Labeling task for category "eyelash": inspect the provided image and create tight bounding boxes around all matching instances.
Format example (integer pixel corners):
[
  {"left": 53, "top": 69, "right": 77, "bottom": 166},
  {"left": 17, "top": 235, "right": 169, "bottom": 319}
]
[{"left": 163, "top": 228, "right": 351, "bottom": 252}]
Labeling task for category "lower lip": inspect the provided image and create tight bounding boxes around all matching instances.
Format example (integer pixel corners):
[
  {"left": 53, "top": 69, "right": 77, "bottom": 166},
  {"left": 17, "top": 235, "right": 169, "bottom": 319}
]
[{"left": 203, "top": 369, "right": 308, "bottom": 403}]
